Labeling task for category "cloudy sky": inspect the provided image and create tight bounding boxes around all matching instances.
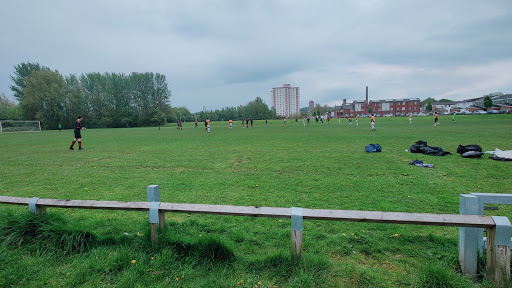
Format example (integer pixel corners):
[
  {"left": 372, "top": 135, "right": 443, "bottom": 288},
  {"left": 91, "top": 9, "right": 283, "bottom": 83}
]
[{"left": 1, "top": 0, "right": 511, "bottom": 112}]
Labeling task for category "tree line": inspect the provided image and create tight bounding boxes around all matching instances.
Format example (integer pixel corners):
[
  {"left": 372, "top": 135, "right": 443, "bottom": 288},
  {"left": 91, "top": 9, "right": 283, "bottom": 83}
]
[
  {"left": 5, "top": 62, "right": 277, "bottom": 130},
  {"left": 9, "top": 62, "right": 171, "bottom": 129}
]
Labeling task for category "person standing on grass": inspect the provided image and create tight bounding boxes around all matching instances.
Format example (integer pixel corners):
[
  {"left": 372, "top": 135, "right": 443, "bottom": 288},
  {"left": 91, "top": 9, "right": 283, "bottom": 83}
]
[
  {"left": 69, "top": 115, "right": 86, "bottom": 150},
  {"left": 206, "top": 118, "right": 210, "bottom": 132},
  {"left": 356, "top": 115, "right": 359, "bottom": 126},
  {"left": 302, "top": 116, "right": 306, "bottom": 127},
  {"left": 348, "top": 117, "right": 352, "bottom": 125},
  {"left": 58, "top": 123, "right": 62, "bottom": 132},
  {"left": 327, "top": 116, "right": 330, "bottom": 125},
  {"left": 371, "top": 114, "right": 376, "bottom": 131},
  {"left": 409, "top": 113, "right": 412, "bottom": 124},
  {"left": 284, "top": 118, "right": 286, "bottom": 125},
  {"left": 195, "top": 119, "right": 198, "bottom": 128},
  {"left": 205, "top": 118, "right": 208, "bottom": 131},
  {"left": 339, "top": 117, "right": 341, "bottom": 124},
  {"left": 434, "top": 111, "right": 439, "bottom": 126},
  {"left": 251, "top": 119, "right": 253, "bottom": 126},
  {"left": 266, "top": 119, "right": 268, "bottom": 125},
  {"left": 229, "top": 119, "right": 233, "bottom": 129},
  {"left": 453, "top": 112, "right": 456, "bottom": 123}
]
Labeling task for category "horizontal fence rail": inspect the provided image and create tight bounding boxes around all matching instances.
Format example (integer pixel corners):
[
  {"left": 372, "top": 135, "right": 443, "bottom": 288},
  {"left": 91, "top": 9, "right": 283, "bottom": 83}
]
[
  {"left": 0, "top": 196, "right": 496, "bottom": 228},
  {"left": 0, "top": 193, "right": 509, "bottom": 287}
]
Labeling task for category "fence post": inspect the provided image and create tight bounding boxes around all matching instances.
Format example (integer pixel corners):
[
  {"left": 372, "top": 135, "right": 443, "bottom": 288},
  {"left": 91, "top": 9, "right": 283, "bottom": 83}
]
[
  {"left": 486, "top": 216, "right": 511, "bottom": 287},
  {"left": 291, "top": 207, "right": 303, "bottom": 260},
  {"left": 28, "top": 197, "right": 46, "bottom": 214},
  {"left": 147, "top": 185, "right": 165, "bottom": 242},
  {"left": 459, "top": 194, "right": 479, "bottom": 275}
]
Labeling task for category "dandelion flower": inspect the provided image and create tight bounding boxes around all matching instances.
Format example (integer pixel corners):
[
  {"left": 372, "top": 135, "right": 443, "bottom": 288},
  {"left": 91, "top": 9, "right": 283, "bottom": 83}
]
[
  {"left": 131, "top": 260, "right": 136, "bottom": 264},
  {"left": 176, "top": 278, "right": 179, "bottom": 281},
  {"left": 137, "top": 232, "right": 143, "bottom": 237},
  {"left": 151, "top": 257, "right": 154, "bottom": 260},
  {"left": 342, "top": 233, "right": 346, "bottom": 236}
]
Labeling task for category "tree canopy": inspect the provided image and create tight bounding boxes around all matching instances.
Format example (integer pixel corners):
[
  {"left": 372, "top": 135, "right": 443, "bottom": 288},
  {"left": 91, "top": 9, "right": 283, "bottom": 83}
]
[
  {"left": 9, "top": 62, "right": 172, "bottom": 129},
  {"left": 483, "top": 96, "right": 493, "bottom": 109},
  {"left": 8, "top": 62, "right": 279, "bottom": 129}
]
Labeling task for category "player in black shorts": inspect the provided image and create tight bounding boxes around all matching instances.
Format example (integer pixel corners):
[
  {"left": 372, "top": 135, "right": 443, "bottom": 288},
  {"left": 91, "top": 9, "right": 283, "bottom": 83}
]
[{"left": 69, "top": 115, "right": 86, "bottom": 150}]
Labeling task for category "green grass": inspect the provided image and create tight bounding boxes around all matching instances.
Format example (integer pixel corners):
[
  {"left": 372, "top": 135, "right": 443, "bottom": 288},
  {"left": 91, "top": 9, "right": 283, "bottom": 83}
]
[{"left": 1, "top": 114, "right": 511, "bottom": 287}]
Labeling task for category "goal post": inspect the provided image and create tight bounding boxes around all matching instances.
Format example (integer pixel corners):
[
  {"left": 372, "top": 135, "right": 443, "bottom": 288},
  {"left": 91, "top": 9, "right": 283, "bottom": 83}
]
[{"left": 0, "top": 120, "right": 41, "bottom": 133}]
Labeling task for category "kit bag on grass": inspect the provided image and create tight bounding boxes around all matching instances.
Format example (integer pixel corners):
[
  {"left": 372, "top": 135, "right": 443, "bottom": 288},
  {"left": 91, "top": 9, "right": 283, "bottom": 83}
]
[
  {"left": 365, "top": 144, "right": 382, "bottom": 153},
  {"left": 457, "top": 144, "right": 483, "bottom": 158}
]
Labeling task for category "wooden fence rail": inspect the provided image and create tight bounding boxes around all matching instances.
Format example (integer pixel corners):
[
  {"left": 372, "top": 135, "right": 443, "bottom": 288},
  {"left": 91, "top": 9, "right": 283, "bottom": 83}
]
[{"left": 0, "top": 192, "right": 510, "bottom": 287}]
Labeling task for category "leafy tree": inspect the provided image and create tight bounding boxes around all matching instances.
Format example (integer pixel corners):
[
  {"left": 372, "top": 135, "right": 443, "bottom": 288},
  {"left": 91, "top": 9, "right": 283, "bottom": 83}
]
[
  {"left": 22, "top": 70, "right": 66, "bottom": 128},
  {"left": 483, "top": 96, "right": 493, "bottom": 110},
  {"left": 0, "top": 93, "right": 21, "bottom": 120},
  {"left": 10, "top": 62, "right": 50, "bottom": 103},
  {"left": 438, "top": 99, "right": 453, "bottom": 102},
  {"left": 426, "top": 102, "right": 433, "bottom": 112},
  {"left": 368, "top": 106, "right": 372, "bottom": 114},
  {"left": 421, "top": 97, "right": 437, "bottom": 106}
]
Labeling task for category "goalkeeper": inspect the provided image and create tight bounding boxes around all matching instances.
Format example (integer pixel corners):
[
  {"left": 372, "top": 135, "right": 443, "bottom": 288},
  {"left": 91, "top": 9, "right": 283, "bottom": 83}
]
[{"left": 69, "top": 115, "right": 86, "bottom": 150}]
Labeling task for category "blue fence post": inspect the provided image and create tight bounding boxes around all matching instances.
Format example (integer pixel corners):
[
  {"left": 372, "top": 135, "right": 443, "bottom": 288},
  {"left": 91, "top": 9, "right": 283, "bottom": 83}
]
[
  {"left": 147, "top": 185, "right": 165, "bottom": 242},
  {"left": 291, "top": 207, "right": 303, "bottom": 260},
  {"left": 459, "top": 194, "right": 479, "bottom": 275},
  {"left": 28, "top": 197, "right": 45, "bottom": 214}
]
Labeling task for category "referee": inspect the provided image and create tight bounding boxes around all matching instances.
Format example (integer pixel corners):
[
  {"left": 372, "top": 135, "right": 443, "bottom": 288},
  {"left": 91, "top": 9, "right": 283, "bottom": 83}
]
[{"left": 69, "top": 115, "right": 86, "bottom": 150}]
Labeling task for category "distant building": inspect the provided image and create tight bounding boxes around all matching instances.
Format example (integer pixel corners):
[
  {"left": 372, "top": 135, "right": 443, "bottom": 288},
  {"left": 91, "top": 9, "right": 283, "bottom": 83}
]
[
  {"left": 309, "top": 100, "right": 314, "bottom": 111},
  {"left": 431, "top": 102, "right": 458, "bottom": 113},
  {"left": 369, "top": 99, "right": 421, "bottom": 116},
  {"left": 270, "top": 84, "right": 300, "bottom": 117}
]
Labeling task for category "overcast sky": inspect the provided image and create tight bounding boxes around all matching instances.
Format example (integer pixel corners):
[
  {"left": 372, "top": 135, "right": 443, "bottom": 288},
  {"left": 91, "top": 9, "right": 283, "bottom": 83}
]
[{"left": 1, "top": 0, "right": 511, "bottom": 112}]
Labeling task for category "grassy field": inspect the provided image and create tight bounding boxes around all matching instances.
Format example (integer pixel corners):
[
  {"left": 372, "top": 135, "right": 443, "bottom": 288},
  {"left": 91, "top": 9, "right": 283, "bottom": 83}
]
[{"left": 1, "top": 114, "right": 511, "bottom": 287}]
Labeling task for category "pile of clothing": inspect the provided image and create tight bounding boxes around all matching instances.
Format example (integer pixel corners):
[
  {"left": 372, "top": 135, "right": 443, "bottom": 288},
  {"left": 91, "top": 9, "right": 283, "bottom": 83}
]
[
  {"left": 409, "top": 159, "right": 434, "bottom": 168},
  {"left": 456, "top": 144, "right": 483, "bottom": 158},
  {"left": 409, "top": 140, "right": 452, "bottom": 156},
  {"left": 485, "top": 148, "right": 512, "bottom": 161}
]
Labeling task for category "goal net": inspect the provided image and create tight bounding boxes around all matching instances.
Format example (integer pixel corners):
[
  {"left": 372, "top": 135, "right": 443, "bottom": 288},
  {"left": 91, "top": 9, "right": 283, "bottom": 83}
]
[{"left": 0, "top": 120, "right": 41, "bottom": 133}]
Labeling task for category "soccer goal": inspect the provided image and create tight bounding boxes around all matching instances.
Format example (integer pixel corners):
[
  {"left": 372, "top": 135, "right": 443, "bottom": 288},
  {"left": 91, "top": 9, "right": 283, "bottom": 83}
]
[{"left": 0, "top": 120, "right": 41, "bottom": 133}]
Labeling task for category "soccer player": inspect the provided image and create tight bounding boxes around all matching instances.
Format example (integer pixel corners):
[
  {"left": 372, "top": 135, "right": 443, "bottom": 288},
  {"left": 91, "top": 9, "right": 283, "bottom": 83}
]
[
  {"left": 195, "top": 119, "right": 198, "bottom": 128},
  {"left": 69, "top": 115, "right": 86, "bottom": 150},
  {"left": 371, "top": 114, "right": 376, "bottom": 131},
  {"left": 409, "top": 113, "right": 412, "bottom": 124},
  {"left": 58, "top": 123, "right": 62, "bottom": 132},
  {"left": 452, "top": 112, "right": 456, "bottom": 123},
  {"left": 229, "top": 119, "right": 233, "bottom": 129},
  {"left": 434, "top": 112, "right": 439, "bottom": 126},
  {"left": 356, "top": 115, "right": 359, "bottom": 126},
  {"left": 302, "top": 117, "right": 306, "bottom": 127},
  {"left": 206, "top": 118, "right": 211, "bottom": 132},
  {"left": 348, "top": 117, "right": 352, "bottom": 125}
]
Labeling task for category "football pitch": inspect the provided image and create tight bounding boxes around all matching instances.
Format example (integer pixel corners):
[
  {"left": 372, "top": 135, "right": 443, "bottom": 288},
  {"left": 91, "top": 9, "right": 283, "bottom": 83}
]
[{"left": 1, "top": 114, "right": 511, "bottom": 287}]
